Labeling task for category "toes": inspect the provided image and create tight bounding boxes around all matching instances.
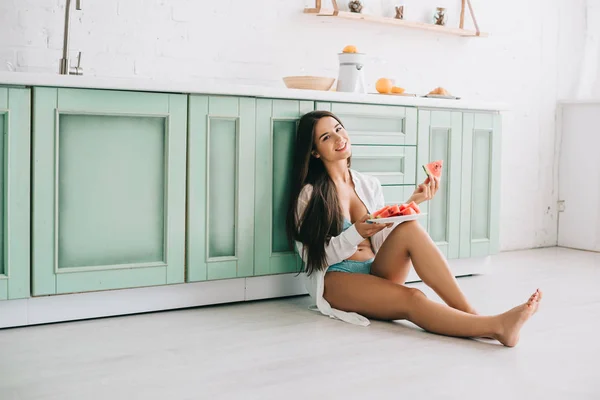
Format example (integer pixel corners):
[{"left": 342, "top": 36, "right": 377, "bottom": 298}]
[
  {"left": 531, "top": 290, "right": 540, "bottom": 300},
  {"left": 527, "top": 292, "right": 538, "bottom": 307},
  {"left": 529, "top": 294, "right": 537, "bottom": 303},
  {"left": 525, "top": 289, "right": 542, "bottom": 308}
]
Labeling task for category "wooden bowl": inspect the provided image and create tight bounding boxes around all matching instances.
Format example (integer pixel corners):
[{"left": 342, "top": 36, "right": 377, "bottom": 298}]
[{"left": 282, "top": 76, "right": 335, "bottom": 91}]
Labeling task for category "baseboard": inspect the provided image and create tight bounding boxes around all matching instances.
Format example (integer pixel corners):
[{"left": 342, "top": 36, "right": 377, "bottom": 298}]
[
  {"left": 245, "top": 273, "right": 307, "bottom": 301},
  {"left": 0, "top": 274, "right": 306, "bottom": 329},
  {"left": 0, "top": 258, "right": 488, "bottom": 329},
  {"left": 557, "top": 245, "right": 600, "bottom": 254}
]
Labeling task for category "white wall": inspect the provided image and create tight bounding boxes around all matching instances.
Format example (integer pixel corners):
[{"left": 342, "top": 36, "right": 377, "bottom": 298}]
[
  {"left": 573, "top": 0, "right": 600, "bottom": 99},
  {"left": 557, "top": 103, "right": 600, "bottom": 252},
  {"left": 0, "top": 0, "right": 585, "bottom": 251}
]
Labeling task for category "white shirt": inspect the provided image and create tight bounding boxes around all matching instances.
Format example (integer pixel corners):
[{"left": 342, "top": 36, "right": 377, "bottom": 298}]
[{"left": 295, "top": 169, "right": 400, "bottom": 326}]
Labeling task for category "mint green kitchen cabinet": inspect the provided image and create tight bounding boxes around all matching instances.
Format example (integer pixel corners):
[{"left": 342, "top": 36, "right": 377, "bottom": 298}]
[
  {"left": 187, "top": 95, "right": 256, "bottom": 281},
  {"left": 459, "top": 112, "right": 501, "bottom": 257},
  {"left": 315, "top": 100, "right": 419, "bottom": 205},
  {"left": 31, "top": 88, "right": 187, "bottom": 295},
  {"left": 0, "top": 87, "right": 31, "bottom": 300},
  {"left": 417, "top": 110, "right": 463, "bottom": 259},
  {"left": 10, "top": 84, "right": 501, "bottom": 300},
  {"left": 316, "top": 102, "right": 418, "bottom": 146},
  {"left": 253, "top": 99, "right": 314, "bottom": 276}
]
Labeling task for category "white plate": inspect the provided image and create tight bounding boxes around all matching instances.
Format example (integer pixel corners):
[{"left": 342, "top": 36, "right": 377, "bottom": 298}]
[
  {"left": 422, "top": 94, "right": 461, "bottom": 100},
  {"left": 367, "top": 213, "right": 425, "bottom": 224},
  {"left": 373, "top": 92, "right": 418, "bottom": 97}
]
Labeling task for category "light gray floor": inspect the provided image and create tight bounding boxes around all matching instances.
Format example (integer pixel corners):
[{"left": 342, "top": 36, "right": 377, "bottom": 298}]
[{"left": 1, "top": 247, "right": 599, "bottom": 400}]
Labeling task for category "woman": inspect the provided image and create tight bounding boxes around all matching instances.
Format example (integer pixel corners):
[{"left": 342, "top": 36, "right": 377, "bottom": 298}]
[{"left": 285, "top": 110, "right": 541, "bottom": 347}]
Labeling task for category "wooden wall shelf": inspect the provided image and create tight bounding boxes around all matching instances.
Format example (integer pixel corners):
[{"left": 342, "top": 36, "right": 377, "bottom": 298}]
[{"left": 304, "top": 1, "right": 487, "bottom": 38}]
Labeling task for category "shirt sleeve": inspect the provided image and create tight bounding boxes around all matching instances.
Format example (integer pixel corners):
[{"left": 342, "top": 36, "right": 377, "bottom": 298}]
[{"left": 294, "top": 185, "right": 365, "bottom": 267}]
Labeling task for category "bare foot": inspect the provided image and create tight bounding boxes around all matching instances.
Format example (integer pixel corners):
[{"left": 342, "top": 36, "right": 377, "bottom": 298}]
[{"left": 496, "top": 289, "right": 542, "bottom": 347}]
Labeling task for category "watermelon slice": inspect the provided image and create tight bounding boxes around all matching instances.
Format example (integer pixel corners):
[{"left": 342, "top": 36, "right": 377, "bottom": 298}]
[
  {"left": 372, "top": 203, "right": 421, "bottom": 219},
  {"left": 400, "top": 207, "right": 417, "bottom": 216},
  {"left": 388, "top": 204, "right": 402, "bottom": 217},
  {"left": 408, "top": 201, "right": 420, "bottom": 213},
  {"left": 379, "top": 208, "right": 394, "bottom": 219},
  {"left": 423, "top": 160, "right": 443, "bottom": 179},
  {"left": 373, "top": 205, "right": 391, "bottom": 218}
]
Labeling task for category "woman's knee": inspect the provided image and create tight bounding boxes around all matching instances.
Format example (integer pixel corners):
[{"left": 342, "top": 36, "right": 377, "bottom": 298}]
[
  {"left": 403, "top": 287, "right": 427, "bottom": 317},
  {"left": 406, "top": 287, "right": 426, "bottom": 300},
  {"left": 394, "top": 286, "right": 426, "bottom": 319}
]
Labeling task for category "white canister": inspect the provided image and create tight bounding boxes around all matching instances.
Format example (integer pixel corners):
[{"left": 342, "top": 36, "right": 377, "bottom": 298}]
[{"left": 336, "top": 52, "right": 367, "bottom": 93}]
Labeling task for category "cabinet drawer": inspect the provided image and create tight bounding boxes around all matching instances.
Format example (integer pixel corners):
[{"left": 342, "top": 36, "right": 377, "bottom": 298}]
[
  {"left": 351, "top": 145, "right": 416, "bottom": 185},
  {"left": 381, "top": 185, "right": 415, "bottom": 205},
  {"left": 316, "top": 102, "right": 417, "bottom": 145}
]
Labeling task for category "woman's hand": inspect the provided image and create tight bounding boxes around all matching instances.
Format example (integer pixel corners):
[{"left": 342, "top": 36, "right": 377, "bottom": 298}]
[
  {"left": 355, "top": 214, "right": 393, "bottom": 238},
  {"left": 408, "top": 176, "right": 440, "bottom": 205}
]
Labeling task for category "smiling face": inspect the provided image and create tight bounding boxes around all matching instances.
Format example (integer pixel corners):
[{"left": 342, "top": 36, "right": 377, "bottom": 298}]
[{"left": 312, "top": 116, "right": 351, "bottom": 162}]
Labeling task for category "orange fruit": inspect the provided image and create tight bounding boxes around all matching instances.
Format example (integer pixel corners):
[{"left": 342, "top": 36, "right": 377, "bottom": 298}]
[
  {"left": 429, "top": 87, "right": 450, "bottom": 95},
  {"left": 375, "top": 78, "right": 394, "bottom": 94},
  {"left": 391, "top": 86, "right": 405, "bottom": 94},
  {"left": 342, "top": 45, "right": 358, "bottom": 53}
]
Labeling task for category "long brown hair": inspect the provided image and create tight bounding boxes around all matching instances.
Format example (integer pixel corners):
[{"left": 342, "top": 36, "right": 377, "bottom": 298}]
[{"left": 285, "top": 111, "right": 351, "bottom": 276}]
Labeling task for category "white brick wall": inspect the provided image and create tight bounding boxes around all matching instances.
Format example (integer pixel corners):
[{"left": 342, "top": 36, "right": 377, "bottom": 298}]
[{"left": 0, "top": 0, "right": 587, "bottom": 251}]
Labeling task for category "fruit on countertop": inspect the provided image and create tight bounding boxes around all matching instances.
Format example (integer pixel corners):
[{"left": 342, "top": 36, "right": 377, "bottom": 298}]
[
  {"left": 342, "top": 45, "right": 358, "bottom": 53},
  {"left": 428, "top": 87, "right": 451, "bottom": 96},
  {"left": 423, "top": 160, "right": 443, "bottom": 179},
  {"left": 375, "top": 78, "right": 394, "bottom": 94},
  {"left": 391, "top": 86, "right": 405, "bottom": 94}
]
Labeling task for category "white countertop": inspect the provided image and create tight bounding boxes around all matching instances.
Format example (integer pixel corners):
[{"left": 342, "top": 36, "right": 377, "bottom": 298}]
[
  {"left": 558, "top": 99, "right": 600, "bottom": 105},
  {"left": 0, "top": 71, "right": 507, "bottom": 112}
]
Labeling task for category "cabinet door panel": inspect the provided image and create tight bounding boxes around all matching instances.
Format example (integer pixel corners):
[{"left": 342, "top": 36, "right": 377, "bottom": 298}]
[
  {"left": 459, "top": 112, "right": 501, "bottom": 258},
  {"left": 207, "top": 119, "right": 237, "bottom": 259},
  {"left": 0, "top": 87, "right": 31, "bottom": 300},
  {"left": 254, "top": 99, "right": 314, "bottom": 276},
  {"left": 417, "top": 110, "right": 462, "bottom": 259},
  {"left": 32, "top": 88, "right": 186, "bottom": 295},
  {"left": 187, "top": 95, "right": 256, "bottom": 281}
]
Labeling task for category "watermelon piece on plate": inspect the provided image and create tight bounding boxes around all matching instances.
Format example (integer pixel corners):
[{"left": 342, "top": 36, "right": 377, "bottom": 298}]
[
  {"left": 423, "top": 160, "right": 443, "bottom": 179},
  {"left": 373, "top": 205, "right": 391, "bottom": 218},
  {"left": 388, "top": 204, "right": 402, "bottom": 216},
  {"left": 408, "top": 201, "right": 420, "bottom": 214},
  {"left": 401, "top": 207, "right": 417, "bottom": 216},
  {"left": 379, "top": 208, "right": 393, "bottom": 219}
]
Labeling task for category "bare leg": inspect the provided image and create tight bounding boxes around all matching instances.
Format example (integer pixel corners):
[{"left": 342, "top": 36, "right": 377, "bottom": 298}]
[
  {"left": 324, "top": 271, "right": 542, "bottom": 347},
  {"left": 371, "top": 220, "right": 476, "bottom": 314}
]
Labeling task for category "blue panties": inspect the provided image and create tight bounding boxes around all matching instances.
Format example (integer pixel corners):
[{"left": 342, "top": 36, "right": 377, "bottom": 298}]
[
  {"left": 326, "top": 218, "right": 374, "bottom": 274},
  {"left": 327, "top": 258, "right": 374, "bottom": 274}
]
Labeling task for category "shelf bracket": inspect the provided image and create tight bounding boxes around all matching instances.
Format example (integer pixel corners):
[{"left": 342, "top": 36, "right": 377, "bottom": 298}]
[
  {"left": 461, "top": 0, "right": 481, "bottom": 36},
  {"left": 305, "top": 0, "right": 339, "bottom": 16}
]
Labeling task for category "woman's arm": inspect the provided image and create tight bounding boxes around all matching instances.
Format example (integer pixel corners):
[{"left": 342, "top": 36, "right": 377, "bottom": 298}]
[
  {"left": 407, "top": 176, "right": 439, "bottom": 205},
  {"left": 370, "top": 176, "right": 440, "bottom": 252}
]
